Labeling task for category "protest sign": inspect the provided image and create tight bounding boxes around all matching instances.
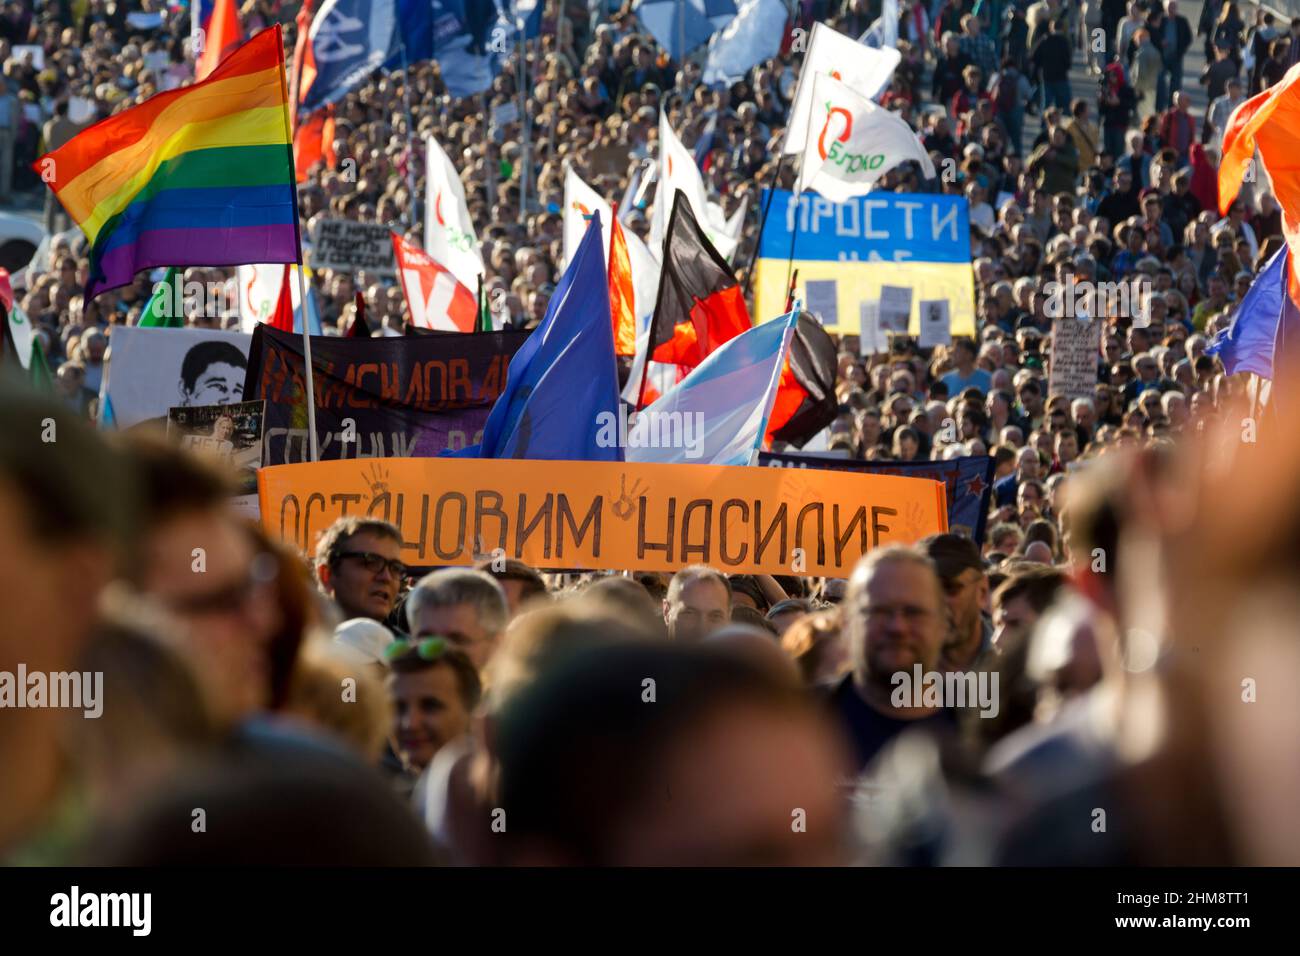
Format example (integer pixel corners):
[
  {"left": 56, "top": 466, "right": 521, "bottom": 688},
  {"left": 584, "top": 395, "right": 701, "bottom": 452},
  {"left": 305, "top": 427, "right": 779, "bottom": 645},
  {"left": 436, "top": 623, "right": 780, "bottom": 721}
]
[
  {"left": 879, "top": 285, "right": 913, "bottom": 334},
  {"left": 919, "top": 299, "right": 952, "bottom": 349},
  {"left": 309, "top": 219, "right": 397, "bottom": 276},
  {"left": 1048, "top": 319, "right": 1103, "bottom": 400},
  {"left": 258, "top": 457, "right": 949, "bottom": 576},
  {"left": 756, "top": 190, "right": 976, "bottom": 336},
  {"left": 101, "top": 326, "right": 252, "bottom": 430},
  {"left": 11, "top": 45, "right": 43, "bottom": 69},
  {"left": 168, "top": 400, "right": 266, "bottom": 494},
  {"left": 244, "top": 325, "right": 528, "bottom": 463},
  {"left": 804, "top": 279, "right": 838, "bottom": 326},
  {"left": 760, "top": 451, "right": 995, "bottom": 544},
  {"left": 859, "top": 301, "right": 885, "bottom": 355}
]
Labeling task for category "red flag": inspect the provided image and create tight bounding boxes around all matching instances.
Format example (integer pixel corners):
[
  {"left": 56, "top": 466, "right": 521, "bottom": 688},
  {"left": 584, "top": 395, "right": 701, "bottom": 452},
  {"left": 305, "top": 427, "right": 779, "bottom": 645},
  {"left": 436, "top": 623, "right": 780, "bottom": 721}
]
[
  {"left": 268, "top": 264, "right": 294, "bottom": 332},
  {"left": 1220, "top": 61, "right": 1300, "bottom": 299},
  {"left": 392, "top": 231, "right": 478, "bottom": 332},
  {"left": 647, "top": 191, "right": 751, "bottom": 369},
  {"left": 293, "top": 108, "right": 334, "bottom": 183},
  {"left": 608, "top": 210, "right": 637, "bottom": 357},
  {"left": 348, "top": 290, "right": 371, "bottom": 337},
  {"left": 195, "top": 0, "right": 244, "bottom": 81},
  {"left": 764, "top": 314, "right": 840, "bottom": 446}
]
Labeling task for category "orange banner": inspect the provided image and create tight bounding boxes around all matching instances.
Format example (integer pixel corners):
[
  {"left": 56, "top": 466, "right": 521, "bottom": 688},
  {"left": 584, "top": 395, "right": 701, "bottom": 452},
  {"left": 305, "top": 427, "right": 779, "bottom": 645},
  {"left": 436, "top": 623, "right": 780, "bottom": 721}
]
[{"left": 257, "top": 457, "right": 948, "bottom": 577}]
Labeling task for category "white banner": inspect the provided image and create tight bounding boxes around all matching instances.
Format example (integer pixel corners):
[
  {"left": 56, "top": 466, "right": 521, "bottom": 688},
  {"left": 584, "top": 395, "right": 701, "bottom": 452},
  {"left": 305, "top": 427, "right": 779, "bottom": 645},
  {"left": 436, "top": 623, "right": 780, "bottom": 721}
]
[{"left": 101, "top": 327, "right": 253, "bottom": 431}]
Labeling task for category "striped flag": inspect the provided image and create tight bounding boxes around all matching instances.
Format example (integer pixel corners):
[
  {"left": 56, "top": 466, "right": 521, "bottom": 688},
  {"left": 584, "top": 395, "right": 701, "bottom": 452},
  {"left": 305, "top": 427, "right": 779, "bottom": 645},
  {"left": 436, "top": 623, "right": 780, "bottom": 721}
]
[
  {"left": 35, "top": 26, "right": 298, "bottom": 300},
  {"left": 626, "top": 311, "right": 798, "bottom": 466}
]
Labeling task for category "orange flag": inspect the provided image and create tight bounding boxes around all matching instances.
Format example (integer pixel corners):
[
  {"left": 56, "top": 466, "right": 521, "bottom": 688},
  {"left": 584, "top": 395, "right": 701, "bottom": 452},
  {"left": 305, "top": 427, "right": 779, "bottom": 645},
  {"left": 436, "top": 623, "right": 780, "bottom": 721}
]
[
  {"left": 608, "top": 210, "right": 637, "bottom": 357},
  {"left": 196, "top": 0, "right": 244, "bottom": 81},
  {"left": 1220, "top": 61, "right": 1300, "bottom": 299},
  {"left": 293, "top": 109, "right": 334, "bottom": 182}
]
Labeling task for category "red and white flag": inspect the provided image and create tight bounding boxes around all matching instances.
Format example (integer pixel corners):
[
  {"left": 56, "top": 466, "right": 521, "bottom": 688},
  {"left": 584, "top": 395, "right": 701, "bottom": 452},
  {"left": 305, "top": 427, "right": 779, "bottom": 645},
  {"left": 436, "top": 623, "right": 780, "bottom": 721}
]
[{"left": 392, "top": 231, "right": 478, "bottom": 332}]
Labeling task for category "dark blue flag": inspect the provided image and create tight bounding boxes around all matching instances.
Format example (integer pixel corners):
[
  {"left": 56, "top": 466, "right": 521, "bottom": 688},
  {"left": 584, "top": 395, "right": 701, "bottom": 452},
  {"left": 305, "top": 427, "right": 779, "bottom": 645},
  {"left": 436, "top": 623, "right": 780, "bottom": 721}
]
[
  {"left": 758, "top": 451, "right": 997, "bottom": 544},
  {"left": 478, "top": 211, "right": 623, "bottom": 460}
]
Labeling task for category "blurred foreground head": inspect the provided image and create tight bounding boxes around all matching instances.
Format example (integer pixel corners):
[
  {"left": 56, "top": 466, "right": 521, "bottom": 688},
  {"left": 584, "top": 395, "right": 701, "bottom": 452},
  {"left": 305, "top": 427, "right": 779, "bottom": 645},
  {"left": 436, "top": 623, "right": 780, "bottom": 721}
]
[
  {"left": 495, "top": 641, "right": 850, "bottom": 865},
  {"left": 0, "top": 375, "right": 138, "bottom": 852},
  {"left": 122, "top": 436, "right": 300, "bottom": 725}
]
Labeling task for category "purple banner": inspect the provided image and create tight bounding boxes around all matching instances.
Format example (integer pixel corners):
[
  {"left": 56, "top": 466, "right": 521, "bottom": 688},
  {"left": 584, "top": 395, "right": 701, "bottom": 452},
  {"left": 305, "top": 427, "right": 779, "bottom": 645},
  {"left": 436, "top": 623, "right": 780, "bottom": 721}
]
[{"left": 244, "top": 326, "right": 529, "bottom": 464}]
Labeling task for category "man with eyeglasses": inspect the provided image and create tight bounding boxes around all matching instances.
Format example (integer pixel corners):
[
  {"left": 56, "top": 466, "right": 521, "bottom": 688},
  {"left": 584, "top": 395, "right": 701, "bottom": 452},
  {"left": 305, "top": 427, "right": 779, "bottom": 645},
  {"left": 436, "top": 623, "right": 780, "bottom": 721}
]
[
  {"left": 314, "top": 517, "right": 406, "bottom": 628},
  {"left": 827, "top": 547, "right": 955, "bottom": 773},
  {"left": 0, "top": 380, "right": 137, "bottom": 855},
  {"left": 128, "top": 437, "right": 281, "bottom": 726}
]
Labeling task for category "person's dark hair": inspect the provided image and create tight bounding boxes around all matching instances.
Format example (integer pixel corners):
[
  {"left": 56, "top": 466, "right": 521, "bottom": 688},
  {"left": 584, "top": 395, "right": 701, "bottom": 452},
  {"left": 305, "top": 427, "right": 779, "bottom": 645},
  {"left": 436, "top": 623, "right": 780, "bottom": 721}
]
[
  {"left": 119, "top": 432, "right": 232, "bottom": 531},
  {"left": 476, "top": 557, "right": 548, "bottom": 605},
  {"left": 313, "top": 516, "right": 403, "bottom": 574},
  {"left": 922, "top": 532, "right": 985, "bottom": 583},
  {"left": 728, "top": 574, "right": 768, "bottom": 611},
  {"left": 495, "top": 641, "right": 805, "bottom": 864},
  {"left": 180, "top": 341, "right": 247, "bottom": 392},
  {"left": 731, "top": 604, "right": 778, "bottom": 635},
  {"left": 1019, "top": 518, "right": 1060, "bottom": 559},
  {"left": 387, "top": 641, "right": 483, "bottom": 712},
  {"left": 0, "top": 374, "right": 138, "bottom": 564},
  {"left": 84, "top": 738, "right": 441, "bottom": 865},
  {"left": 952, "top": 337, "right": 978, "bottom": 359},
  {"left": 993, "top": 566, "right": 1066, "bottom": 616}
]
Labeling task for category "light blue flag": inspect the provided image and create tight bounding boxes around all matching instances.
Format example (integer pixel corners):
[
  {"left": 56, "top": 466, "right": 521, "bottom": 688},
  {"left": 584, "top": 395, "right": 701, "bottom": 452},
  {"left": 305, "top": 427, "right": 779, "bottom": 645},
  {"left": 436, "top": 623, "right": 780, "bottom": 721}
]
[
  {"left": 701, "top": 0, "right": 786, "bottom": 87},
  {"left": 1207, "top": 245, "right": 1286, "bottom": 378},
  {"left": 624, "top": 311, "right": 797, "bottom": 466},
  {"left": 295, "top": 281, "right": 324, "bottom": 337},
  {"left": 477, "top": 211, "right": 623, "bottom": 460}
]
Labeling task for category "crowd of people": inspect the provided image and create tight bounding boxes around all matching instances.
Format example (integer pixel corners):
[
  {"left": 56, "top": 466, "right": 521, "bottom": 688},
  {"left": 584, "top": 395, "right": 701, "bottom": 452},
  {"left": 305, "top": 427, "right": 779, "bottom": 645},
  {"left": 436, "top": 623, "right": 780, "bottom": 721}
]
[{"left": 1, "top": 0, "right": 1298, "bottom": 866}]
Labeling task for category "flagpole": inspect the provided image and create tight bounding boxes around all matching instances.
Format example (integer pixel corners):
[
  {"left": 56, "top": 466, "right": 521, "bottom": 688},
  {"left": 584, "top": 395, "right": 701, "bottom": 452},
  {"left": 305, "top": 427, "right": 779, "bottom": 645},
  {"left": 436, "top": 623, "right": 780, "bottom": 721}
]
[
  {"left": 277, "top": 24, "right": 319, "bottom": 462},
  {"left": 483, "top": 93, "right": 498, "bottom": 211},
  {"left": 742, "top": 152, "right": 790, "bottom": 299},
  {"left": 398, "top": 39, "right": 419, "bottom": 229},
  {"left": 784, "top": 93, "right": 818, "bottom": 298},
  {"left": 516, "top": 8, "right": 530, "bottom": 226}
]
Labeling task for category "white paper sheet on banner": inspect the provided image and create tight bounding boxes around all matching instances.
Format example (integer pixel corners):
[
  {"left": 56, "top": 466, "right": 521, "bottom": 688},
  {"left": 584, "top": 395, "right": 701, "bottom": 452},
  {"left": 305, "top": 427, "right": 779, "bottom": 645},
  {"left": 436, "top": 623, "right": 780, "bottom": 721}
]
[
  {"left": 100, "top": 327, "right": 253, "bottom": 431},
  {"left": 879, "top": 285, "right": 913, "bottom": 333},
  {"left": 11, "top": 45, "right": 43, "bottom": 69},
  {"left": 918, "top": 299, "right": 952, "bottom": 349},
  {"left": 859, "top": 301, "right": 886, "bottom": 355},
  {"left": 804, "top": 279, "right": 838, "bottom": 326}
]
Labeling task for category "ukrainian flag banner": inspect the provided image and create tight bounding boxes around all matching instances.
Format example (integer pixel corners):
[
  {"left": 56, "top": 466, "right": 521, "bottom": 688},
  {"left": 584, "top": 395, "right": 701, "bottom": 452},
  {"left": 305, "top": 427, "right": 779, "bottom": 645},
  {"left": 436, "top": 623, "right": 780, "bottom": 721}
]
[{"left": 754, "top": 190, "right": 976, "bottom": 338}]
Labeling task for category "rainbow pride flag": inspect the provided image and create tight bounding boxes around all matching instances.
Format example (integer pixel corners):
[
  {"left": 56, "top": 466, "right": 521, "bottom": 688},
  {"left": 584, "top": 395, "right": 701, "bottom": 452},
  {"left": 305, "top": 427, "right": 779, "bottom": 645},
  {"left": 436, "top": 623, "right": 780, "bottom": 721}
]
[{"left": 37, "top": 25, "right": 298, "bottom": 300}]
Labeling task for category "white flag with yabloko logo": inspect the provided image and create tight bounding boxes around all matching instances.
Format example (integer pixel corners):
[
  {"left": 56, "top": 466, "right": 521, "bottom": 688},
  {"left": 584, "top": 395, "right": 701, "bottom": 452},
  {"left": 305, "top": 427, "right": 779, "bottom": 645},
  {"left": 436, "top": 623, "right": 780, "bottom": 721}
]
[
  {"left": 424, "top": 134, "right": 485, "bottom": 293},
  {"left": 797, "top": 72, "right": 936, "bottom": 203},
  {"left": 783, "top": 21, "right": 900, "bottom": 156}
]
